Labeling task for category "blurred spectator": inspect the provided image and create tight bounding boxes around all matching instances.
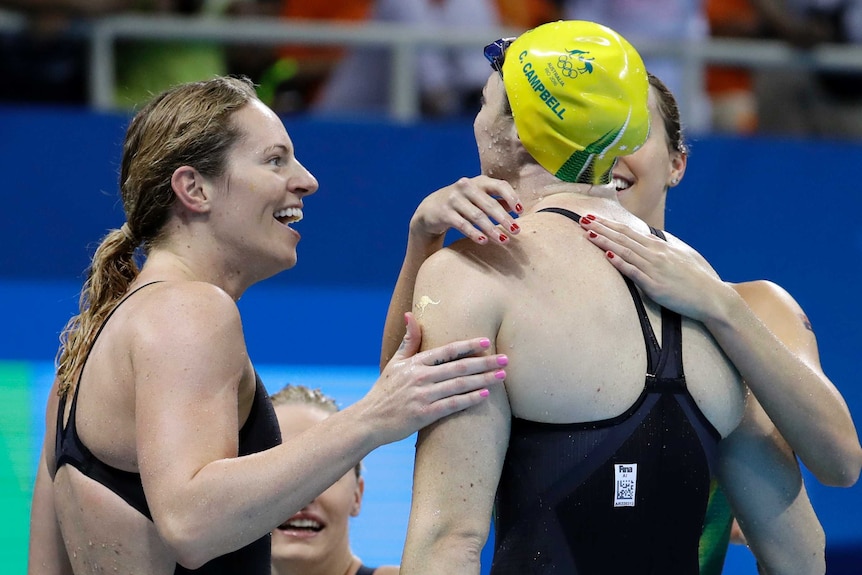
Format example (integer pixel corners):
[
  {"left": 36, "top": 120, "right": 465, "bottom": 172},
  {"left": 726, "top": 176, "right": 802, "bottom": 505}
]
[
  {"left": 114, "top": 0, "right": 231, "bottom": 110},
  {"left": 705, "top": 0, "right": 762, "bottom": 134},
  {"left": 311, "top": 0, "right": 502, "bottom": 119},
  {"left": 494, "top": 0, "right": 561, "bottom": 31},
  {"left": 0, "top": 1, "right": 235, "bottom": 110},
  {"left": 754, "top": 0, "right": 862, "bottom": 139},
  {"left": 0, "top": 1, "right": 136, "bottom": 106},
  {"left": 561, "top": 0, "right": 713, "bottom": 133},
  {"left": 228, "top": 0, "right": 375, "bottom": 115},
  {"left": 705, "top": 0, "right": 826, "bottom": 135}
]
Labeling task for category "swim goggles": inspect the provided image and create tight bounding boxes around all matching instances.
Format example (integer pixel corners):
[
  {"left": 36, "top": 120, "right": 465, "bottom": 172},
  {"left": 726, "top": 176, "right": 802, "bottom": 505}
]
[{"left": 483, "top": 37, "right": 516, "bottom": 77}]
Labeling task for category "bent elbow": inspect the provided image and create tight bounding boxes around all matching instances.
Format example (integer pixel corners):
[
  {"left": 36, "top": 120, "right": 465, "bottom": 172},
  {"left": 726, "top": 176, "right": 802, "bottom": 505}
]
[
  {"left": 803, "top": 443, "right": 862, "bottom": 488},
  {"left": 157, "top": 515, "right": 217, "bottom": 570},
  {"left": 825, "top": 447, "right": 861, "bottom": 487},
  {"left": 832, "top": 456, "right": 861, "bottom": 487}
]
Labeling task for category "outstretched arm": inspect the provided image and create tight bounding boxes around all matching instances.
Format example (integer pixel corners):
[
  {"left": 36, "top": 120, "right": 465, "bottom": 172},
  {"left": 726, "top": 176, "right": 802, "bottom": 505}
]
[
  {"left": 132, "top": 282, "right": 508, "bottom": 569},
  {"left": 380, "top": 176, "right": 521, "bottom": 369},
  {"left": 580, "top": 215, "right": 861, "bottom": 486}
]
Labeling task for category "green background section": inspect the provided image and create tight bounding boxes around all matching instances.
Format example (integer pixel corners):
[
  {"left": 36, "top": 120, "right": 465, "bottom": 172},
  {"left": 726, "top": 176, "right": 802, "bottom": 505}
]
[{"left": 0, "top": 361, "right": 34, "bottom": 574}]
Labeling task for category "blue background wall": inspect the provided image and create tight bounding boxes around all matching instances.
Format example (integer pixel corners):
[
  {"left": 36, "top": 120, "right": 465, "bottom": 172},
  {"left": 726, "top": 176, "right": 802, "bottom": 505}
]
[{"left": 2, "top": 106, "right": 861, "bottom": 573}]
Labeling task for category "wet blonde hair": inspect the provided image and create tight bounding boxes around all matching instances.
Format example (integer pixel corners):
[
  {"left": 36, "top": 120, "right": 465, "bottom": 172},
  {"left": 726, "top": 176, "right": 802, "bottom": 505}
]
[
  {"left": 270, "top": 385, "right": 362, "bottom": 478},
  {"left": 55, "top": 76, "right": 259, "bottom": 397}
]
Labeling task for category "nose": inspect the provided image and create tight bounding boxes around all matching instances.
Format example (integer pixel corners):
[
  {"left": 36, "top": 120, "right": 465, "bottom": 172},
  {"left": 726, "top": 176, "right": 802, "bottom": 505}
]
[{"left": 291, "top": 160, "right": 319, "bottom": 197}]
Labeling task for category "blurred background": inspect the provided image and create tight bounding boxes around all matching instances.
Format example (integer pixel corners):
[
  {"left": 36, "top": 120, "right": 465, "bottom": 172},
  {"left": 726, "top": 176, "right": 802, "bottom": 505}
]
[{"left": 2, "top": 1, "right": 862, "bottom": 573}]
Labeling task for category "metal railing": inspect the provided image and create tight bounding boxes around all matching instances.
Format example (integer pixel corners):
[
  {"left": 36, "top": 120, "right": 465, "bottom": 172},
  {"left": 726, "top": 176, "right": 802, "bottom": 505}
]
[{"left": 5, "top": 13, "right": 862, "bottom": 126}]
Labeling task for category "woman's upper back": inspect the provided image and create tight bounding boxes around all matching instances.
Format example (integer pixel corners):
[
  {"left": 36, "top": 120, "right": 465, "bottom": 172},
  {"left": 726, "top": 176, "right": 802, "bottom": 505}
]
[{"left": 433, "top": 200, "right": 745, "bottom": 438}]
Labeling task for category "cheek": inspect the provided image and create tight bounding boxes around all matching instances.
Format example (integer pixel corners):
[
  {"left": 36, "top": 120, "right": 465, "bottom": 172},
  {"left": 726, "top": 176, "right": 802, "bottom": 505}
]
[
  {"left": 633, "top": 148, "right": 669, "bottom": 183},
  {"left": 320, "top": 477, "right": 358, "bottom": 512}
]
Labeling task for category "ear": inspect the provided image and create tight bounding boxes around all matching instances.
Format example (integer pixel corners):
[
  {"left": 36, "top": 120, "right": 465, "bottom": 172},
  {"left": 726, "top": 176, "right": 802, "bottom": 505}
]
[
  {"left": 668, "top": 150, "right": 688, "bottom": 188},
  {"left": 350, "top": 475, "right": 365, "bottom": 517},
  {"left": 171, "top": 166, "right": 212, "bottom": 214}
]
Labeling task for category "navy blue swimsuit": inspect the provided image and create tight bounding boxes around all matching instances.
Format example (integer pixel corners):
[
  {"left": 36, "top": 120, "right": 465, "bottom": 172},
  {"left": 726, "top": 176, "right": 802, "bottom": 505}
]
[
  {"left": 490, "top": 208, "right": 722, "bottom": 574},
  {"left": 55, "top": 282, "right": 282, "bottom": 574}
]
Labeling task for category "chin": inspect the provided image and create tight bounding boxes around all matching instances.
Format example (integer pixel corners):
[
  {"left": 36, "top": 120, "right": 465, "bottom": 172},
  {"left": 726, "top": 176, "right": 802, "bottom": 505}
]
[{"left": 271, "top": 545, "right": 325, "bottom": 566}]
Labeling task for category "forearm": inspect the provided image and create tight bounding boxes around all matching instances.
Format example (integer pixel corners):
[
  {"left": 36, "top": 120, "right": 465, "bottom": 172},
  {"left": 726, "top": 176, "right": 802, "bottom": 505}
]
[
  {"left": 152, "top": 404, "right": 380, "bottom": 568},
  {"left": 718, "top": 408, "right": 825, "bottom": 575},
  {"left": 705, "top": 288, "right": 861, "bottom": 485},
  {"left": 380, "top": 230, "right": 445, "bottom": 369}
]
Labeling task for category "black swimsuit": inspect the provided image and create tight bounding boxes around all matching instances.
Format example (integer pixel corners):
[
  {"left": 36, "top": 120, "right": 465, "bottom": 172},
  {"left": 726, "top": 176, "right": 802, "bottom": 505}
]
[
  {"left": 55, "top": 282, "right": 282, "bottom": 574},
  {"left": 490, "top": 208, "right": 722, "bottom": 575}
]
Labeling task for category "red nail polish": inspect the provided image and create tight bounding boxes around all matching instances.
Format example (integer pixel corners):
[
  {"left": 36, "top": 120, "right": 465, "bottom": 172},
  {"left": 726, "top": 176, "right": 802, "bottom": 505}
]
[
  {"left": 589, "top": 230, "right": 598, "bottom": 239},
  {"left": 477, "top": 235, "right": 487, "bottom": 242},
  {"left": 580, "top": 216, "right": 591, "bottom": 225},
  {"left": 510, "top": 223, "right": 520, "bottom": 232},
  {"left": 499, "top": 234, "right": 508, "bottom": 242},
  {"left": 515, "top": 203, "right": 523, "bottom": 212},
  {"left": 606, "top": 251, "right": 615, "bottom": 259},
  {"left": 587, "top": 214, "right": 597, "bottom": 220}
]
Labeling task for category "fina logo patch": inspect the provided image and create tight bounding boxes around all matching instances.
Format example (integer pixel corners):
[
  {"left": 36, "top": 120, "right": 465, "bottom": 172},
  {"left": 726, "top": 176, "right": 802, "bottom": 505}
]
[
  {"left": 614, "top": 463, "right": 637, "bottom": 507},
  {"left": 557, "top": 49, "right": 595, "bottom": 79}
]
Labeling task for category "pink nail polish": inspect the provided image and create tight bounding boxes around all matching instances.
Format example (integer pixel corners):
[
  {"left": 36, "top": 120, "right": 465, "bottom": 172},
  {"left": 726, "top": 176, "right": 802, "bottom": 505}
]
[
  {"left": 479, "top": 389, "right": 490, "bottom": 397},
  {"left": 494, "top": 370, "right": 506, "bottom": 379},
  {"left": 480, "top": 338, "right": 491, "bottom": 348},
  {"left": 497, "top": 355, "right": 509, "bottom": 367}
]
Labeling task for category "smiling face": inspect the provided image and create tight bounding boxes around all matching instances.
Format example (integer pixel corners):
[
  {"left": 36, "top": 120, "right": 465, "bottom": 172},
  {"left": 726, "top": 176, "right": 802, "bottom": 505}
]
[
  {"left": 612, "top": 85, "right": 687, "bottom": 229},
  {"left": 207, "top": 99, "right": 319, "bottom": 281},
  {"left": 271, "top": 403, "right": 363, "bottom": 573}
]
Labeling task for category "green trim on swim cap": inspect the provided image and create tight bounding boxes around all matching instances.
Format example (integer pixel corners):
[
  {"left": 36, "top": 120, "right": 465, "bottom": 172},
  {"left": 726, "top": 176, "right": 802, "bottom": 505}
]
[{"left": 555, "top": 126, "right": 624, "bottom": 184}]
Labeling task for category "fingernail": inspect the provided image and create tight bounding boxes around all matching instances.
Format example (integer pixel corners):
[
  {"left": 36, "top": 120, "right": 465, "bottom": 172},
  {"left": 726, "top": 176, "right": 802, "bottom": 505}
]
[
  {"left": 477, "top": 235, "right": 487, "bottom": 243},
  {"left": 480, "top": 338, "right": 491, "bottom": 348},
  {"left": 479, "top": 389, "right": 490, "bottom": 397},
  {"left": 587, "top": 214, "right": 596, "bottom": 220},
  {"left": 515, "top": 203, "right": 523, "bottom": 212},
  {"left": 580, "top": 216, "right": 591, "bottom": 225},
  {"left": 607, "top": 251, "right": 615, "bottom": 259},
  {"left": 497, "top": 355, "right": 509, "bottom": 366},
  {"left": 509, "top": 223, "right": 520, "bottom": 233},
  {"left": 494, "top": 370, "right": 506, "bottom": 379},
  {"left": 588, "top": 230, "right": 598, "bottom": 239},
  {"left": 499, "top": 233, "right": 508, "bottom": 242},
  {"left": 404, "top": 313, "right": 410, "bottom": 326}
]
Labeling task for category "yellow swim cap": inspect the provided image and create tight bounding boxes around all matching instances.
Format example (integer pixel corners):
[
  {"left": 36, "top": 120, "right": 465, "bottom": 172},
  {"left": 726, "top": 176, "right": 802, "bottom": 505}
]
[{"left": 499, "top": 20, "right": 650, "bottom": 185}]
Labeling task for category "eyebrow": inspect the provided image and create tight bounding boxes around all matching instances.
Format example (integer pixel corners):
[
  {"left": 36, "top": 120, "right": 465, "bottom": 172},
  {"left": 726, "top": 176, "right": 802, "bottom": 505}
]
[{"left": 262, "top": 143, "right": 290, "bottom": 156}]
